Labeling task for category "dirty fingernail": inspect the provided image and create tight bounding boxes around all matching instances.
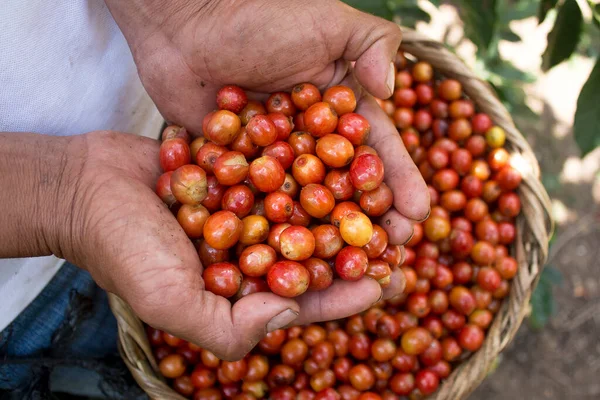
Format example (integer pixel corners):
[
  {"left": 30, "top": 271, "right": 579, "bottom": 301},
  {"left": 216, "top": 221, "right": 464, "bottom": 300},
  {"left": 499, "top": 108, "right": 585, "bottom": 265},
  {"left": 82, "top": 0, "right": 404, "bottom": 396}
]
[
  {"left": 386, "top": 62, "right": 395, "bottom": 97},
  {"left": 266, "top": 309, "right": 298, "bottom": 333}
]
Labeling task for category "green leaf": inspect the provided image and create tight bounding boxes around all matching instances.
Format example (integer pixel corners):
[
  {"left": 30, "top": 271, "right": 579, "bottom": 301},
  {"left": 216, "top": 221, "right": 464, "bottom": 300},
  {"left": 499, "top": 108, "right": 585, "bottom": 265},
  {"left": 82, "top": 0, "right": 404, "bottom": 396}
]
[
  {"left": 457, "top": 0, "right": 499, "bottom": 56},
  {"left": 541, "top": 0, "right": 583, "bottom": 71},
  {"left": 529, "top": 266, "right": 561, "bottom": 330},
  {"left": 538, "top": 0, "right": 559, "bottom": 23},
  {"left": 341, "top": 0, "right": 394, "bottom": 20},
  {"left": 392, "top": 3, "right": 432, "bottom": 28},
  {"left": 500, "top": 28, "right": 522, "bottom": 42},
  {"left": 574, "top": 58, "right": 600, "bottom": 156},
  {"left": 500, "top": 0, "right": 541, "bottom": 22},
  {"left": 589, "top": 0, "right": 600, "bottom": 28},
  {"left": 489, "top": 59, "right": 537, "bottom": 83}
]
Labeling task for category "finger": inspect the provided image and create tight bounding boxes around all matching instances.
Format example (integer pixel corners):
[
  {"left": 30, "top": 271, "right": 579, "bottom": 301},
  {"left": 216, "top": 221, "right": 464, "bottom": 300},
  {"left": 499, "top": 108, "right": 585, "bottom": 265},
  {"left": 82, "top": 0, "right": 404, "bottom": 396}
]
[
  {"left": 382, "top": 267, "right": 406, "bottom": 299},
  {"left": 335, "top": 73, "right": 430, "bottom": 222},
  {"left": 380, "top": 209, "right": 414, "bottom": 246},
  {"left": 357, "top": 95, "right": 431, "bottom": 221},
  {"left": 291, "top": 277, "right": 382, "bottom": 326},
  {"left": 108, "top": 182, "right": 299, "bottom": 362},
  {"left": 339, "top": 5, "right": 402, "bottom": 99}
]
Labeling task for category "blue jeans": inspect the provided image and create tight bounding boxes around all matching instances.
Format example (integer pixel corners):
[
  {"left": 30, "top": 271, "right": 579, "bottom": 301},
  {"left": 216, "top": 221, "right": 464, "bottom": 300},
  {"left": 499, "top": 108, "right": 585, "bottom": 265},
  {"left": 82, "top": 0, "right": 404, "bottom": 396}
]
[{"left": 0, "top": 262, "right": 147, "bottom": 399}]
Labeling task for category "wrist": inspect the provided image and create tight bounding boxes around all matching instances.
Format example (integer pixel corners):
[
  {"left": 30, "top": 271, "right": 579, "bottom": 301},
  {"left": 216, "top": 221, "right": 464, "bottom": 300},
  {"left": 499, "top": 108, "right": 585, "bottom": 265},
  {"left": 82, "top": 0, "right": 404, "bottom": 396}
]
[{"left": 0, "top": 133, "right": 87, "bottom": 259}]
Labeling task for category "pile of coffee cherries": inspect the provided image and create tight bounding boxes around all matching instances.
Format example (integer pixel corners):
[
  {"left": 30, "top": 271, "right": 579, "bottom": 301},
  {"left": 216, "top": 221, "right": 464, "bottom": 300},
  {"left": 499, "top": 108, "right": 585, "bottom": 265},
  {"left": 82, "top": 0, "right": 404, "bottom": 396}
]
[
  {"left": 148, "top": 51, "right": 522, "bottom": 399},
  {"left": 157, "top": 82, "right": 398, "bottom": 299}
]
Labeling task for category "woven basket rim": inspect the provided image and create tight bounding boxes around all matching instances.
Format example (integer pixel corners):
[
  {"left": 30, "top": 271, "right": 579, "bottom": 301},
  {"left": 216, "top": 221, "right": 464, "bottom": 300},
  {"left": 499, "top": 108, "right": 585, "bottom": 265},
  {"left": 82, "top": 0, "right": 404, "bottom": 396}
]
[{"left": 109, "top": 27, "right": 553, "bottom": 400}]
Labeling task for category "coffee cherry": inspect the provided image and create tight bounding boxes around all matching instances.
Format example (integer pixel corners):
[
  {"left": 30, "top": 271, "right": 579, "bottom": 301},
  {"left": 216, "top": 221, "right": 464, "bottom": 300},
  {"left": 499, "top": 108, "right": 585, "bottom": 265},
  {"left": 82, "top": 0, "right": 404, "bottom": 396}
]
[
  {"left": 485, "top": 126, "right": 506, "bottom": 148},
  {"left": 205, "top": 110, "right": 242, "bottom": 145},
  {"left": 437, "top": 79, "right": 462, "bottom": 101},
  {"left": 203, "top": 262, "right": 242, "bottom": 298},
  {"left": 264, "top": 192, "right": 294, "bottom": 223},
  {"left": 263, "top": 141, "right": 296, "bottom": 170},
  {"left": 305, "top": 102, "right": 338, "bottom": 137},
  {"left": 292, "top": 83, "right": 322, "bottom": 111},
  {"left": 458, "top": 324, "right": 485, "bottom": 352},
  {"left": 266, "top": 92, "right": 296, "bottom": 117},
  {"left": 196, "top": 143, "right": 228, "bottom": 174},
  {"left": 293, "top": 154, "right": 327, "bottom": 186},
  {"left": 488, "top": 148, "right": 510, "bottom": 171},
  {"left": 394, "top": 88, "right": 417, "bottom": 108},
  {"left": 498, "top": 192, "right": 521, "bottom": 217},
  {"left": 335, "top": 246, "right": 369, "bottom": 281},
  {"left": 316, "top": 134, "right": 355, "bottom": 168},
  {"left": 448, "top": 118, "right": 472, "bottom": 141},
  {"left": 268, "top": 113, "right": 295, "bottom": 142},
  {"left": 280, "top": 226, "right": 316, "bottom": 261},
  {"left": 337, "top": 113, "right": 371, "bottom": 146},
  {"left": 279, "top": 173, "right": 300, "bottom": 198},
  {"left": 365, "top": 260, "right": 393, "bottom": 287},
  {"left": 350, "top": 154, "right": 385, "bottom": 192},
  {"left": 412, "top": 62, "right": 433, "bottom": 82},
  {"left": 177, "top": 204, "right": 210, "bottom": 239},
  {"left": 340, "top": 211, "right": 373, "bottom": 247},
  {"left": 203, "top": 210, "right": 243, "bottom": 250},
  {"left": 312, "top": 225, "right": 344, "bottom": 259},
  {"left": 160, "top": 354, "right": 187, "bottom": 379},
  {"left": 323, "top": 86, "right": 357, "bottom": 116},
  {"left": 171, "top": 164, "right": 208, "bottom": 205},
  {"left": 389, "top": 372, "right": 415, "bottom": 395},
  {"left": 249, "top": 156, "right": 286, "bottom": 192},
  {"left": 414, "top": 370, "right": 439, "bottom": 395},
  {"left": 449, "top": 286, "right": 476, "bottom": 315},
  {"left": 238, "top": 244, "right": 277, "bottom": 277},
  {"left": 160, "top": 138, "right": 192, "bottom": 172},
  {"left": 401, "top": 327, "right": 433, "bottom": 355},
  {"left": 267, "top": 260, "right": 310, "bottom": 297},
  {"left": 300, "top": 184, "right": 336, "bottom": 219},
  {"left": 348, "top": 364, "right": 375, "bottom": 391},
  {"left": 324, "top": 169, "right": 354, "bottom": 201},
  {"left": 423, "top": 216, "right": 451, "bottom": 242},
  {"left": 230, "top": 127, "right": 260, "bottom": 158},
  {"left": 363, "top": 225, "right": 389, "bottom": 259},
  {"left": 471, "top": 113, "right": 493, "bottom": 134},
  {"left": 216, "top": 85, "right": 248, "bottom": 114},
  {"left": 380, "top": 245, "right": 403, "bottom": 268},
  {"left": 496, "top": 256, "right": 518, "bottom": 279},
  {"left": 221, "top": 185, "right": 254, "bottom": 218},
  {"left": 304, "top": 258, "right": 334, "bottom": 291}
]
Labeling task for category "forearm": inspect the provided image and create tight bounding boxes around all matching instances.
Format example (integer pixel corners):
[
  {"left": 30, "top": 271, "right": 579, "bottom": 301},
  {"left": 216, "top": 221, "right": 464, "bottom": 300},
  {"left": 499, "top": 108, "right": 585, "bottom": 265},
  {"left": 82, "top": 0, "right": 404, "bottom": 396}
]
[{"left": 0, "top": 133, "right": 84, "bottom": 258}]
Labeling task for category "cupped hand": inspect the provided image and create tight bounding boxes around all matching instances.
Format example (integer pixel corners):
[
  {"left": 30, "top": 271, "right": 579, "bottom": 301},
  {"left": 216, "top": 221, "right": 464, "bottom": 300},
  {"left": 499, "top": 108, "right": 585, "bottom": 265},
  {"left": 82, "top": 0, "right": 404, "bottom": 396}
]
[
  {"left": 96, "top": 0, "right": 431, "bottom": 359},
  {"left": 64, "top": 131, "right": 404, "bottom": 361}
]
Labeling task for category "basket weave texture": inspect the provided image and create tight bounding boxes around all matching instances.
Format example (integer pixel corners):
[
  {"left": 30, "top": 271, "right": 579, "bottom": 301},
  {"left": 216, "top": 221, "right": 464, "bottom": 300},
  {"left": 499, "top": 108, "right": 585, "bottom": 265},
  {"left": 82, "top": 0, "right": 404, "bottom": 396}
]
[{"left": 108, "top": 28, "right": 553, "bottom": 400}]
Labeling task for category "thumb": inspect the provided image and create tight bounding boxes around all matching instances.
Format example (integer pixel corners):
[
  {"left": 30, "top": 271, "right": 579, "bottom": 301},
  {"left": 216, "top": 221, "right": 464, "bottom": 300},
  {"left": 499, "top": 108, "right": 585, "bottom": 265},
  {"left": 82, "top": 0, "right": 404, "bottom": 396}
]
[
  {"left": 179, "top": 291, "right": 299, "bottom": 361},
  {"left": 339, "top": 5, "right": 402, "bottom": 99}
]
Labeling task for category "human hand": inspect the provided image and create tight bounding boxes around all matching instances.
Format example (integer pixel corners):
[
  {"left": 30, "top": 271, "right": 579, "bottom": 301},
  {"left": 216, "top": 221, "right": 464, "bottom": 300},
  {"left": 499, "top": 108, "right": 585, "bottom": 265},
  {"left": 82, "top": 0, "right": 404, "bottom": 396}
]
[
  {"left": 106, "top": 0, "right": 430, "bottom": 244},
  {"left": 50, "top": 131, "right": 405, "bottom": 360},
  {"left": 99, "top": 0, "right": 431, "bottom": 359}
]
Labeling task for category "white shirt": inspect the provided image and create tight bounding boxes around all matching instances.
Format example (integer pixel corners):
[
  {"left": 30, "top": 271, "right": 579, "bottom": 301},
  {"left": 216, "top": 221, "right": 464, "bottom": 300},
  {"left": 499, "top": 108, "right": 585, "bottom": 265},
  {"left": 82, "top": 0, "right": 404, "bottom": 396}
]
[{"left": 0, "top": 1, "right": 164, "bottom": 331}]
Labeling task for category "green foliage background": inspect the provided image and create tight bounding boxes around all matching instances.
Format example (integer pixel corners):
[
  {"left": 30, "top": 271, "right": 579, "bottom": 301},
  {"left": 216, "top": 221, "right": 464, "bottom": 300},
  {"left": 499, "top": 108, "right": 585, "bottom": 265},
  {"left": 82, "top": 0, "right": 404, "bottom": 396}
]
[{"left": 344, "top": 0, "right": 600, "bottom": 157}]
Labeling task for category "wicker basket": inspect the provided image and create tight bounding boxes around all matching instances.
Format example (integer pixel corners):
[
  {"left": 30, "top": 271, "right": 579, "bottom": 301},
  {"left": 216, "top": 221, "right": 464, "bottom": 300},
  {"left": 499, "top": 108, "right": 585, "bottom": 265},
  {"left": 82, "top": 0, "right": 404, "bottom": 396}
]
[{"left": 108, "top": 28, "right": 553, "bottom": 400}]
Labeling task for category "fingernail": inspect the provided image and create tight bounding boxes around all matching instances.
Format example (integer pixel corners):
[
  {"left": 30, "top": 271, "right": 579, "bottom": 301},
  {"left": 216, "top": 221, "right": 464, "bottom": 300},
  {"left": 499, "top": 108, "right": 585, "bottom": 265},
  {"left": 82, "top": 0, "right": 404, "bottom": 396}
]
[
  {"left": 386, "top": 62, "right": 395, "bottom": 97},
  {"left": 416, "top": 208, "right": 431, "bottom": 223},
  {"left": 266, "top": 309, "right": 299, "bottom": 333},
  {"left": 399, "top": 246, "right": 406, "bottom": 266},
  {"left": 401, "top": 228, "right": 415, "bottom": 246},
  {"left": 372, "top": 288, "right": 384, "bottom": 306}
]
